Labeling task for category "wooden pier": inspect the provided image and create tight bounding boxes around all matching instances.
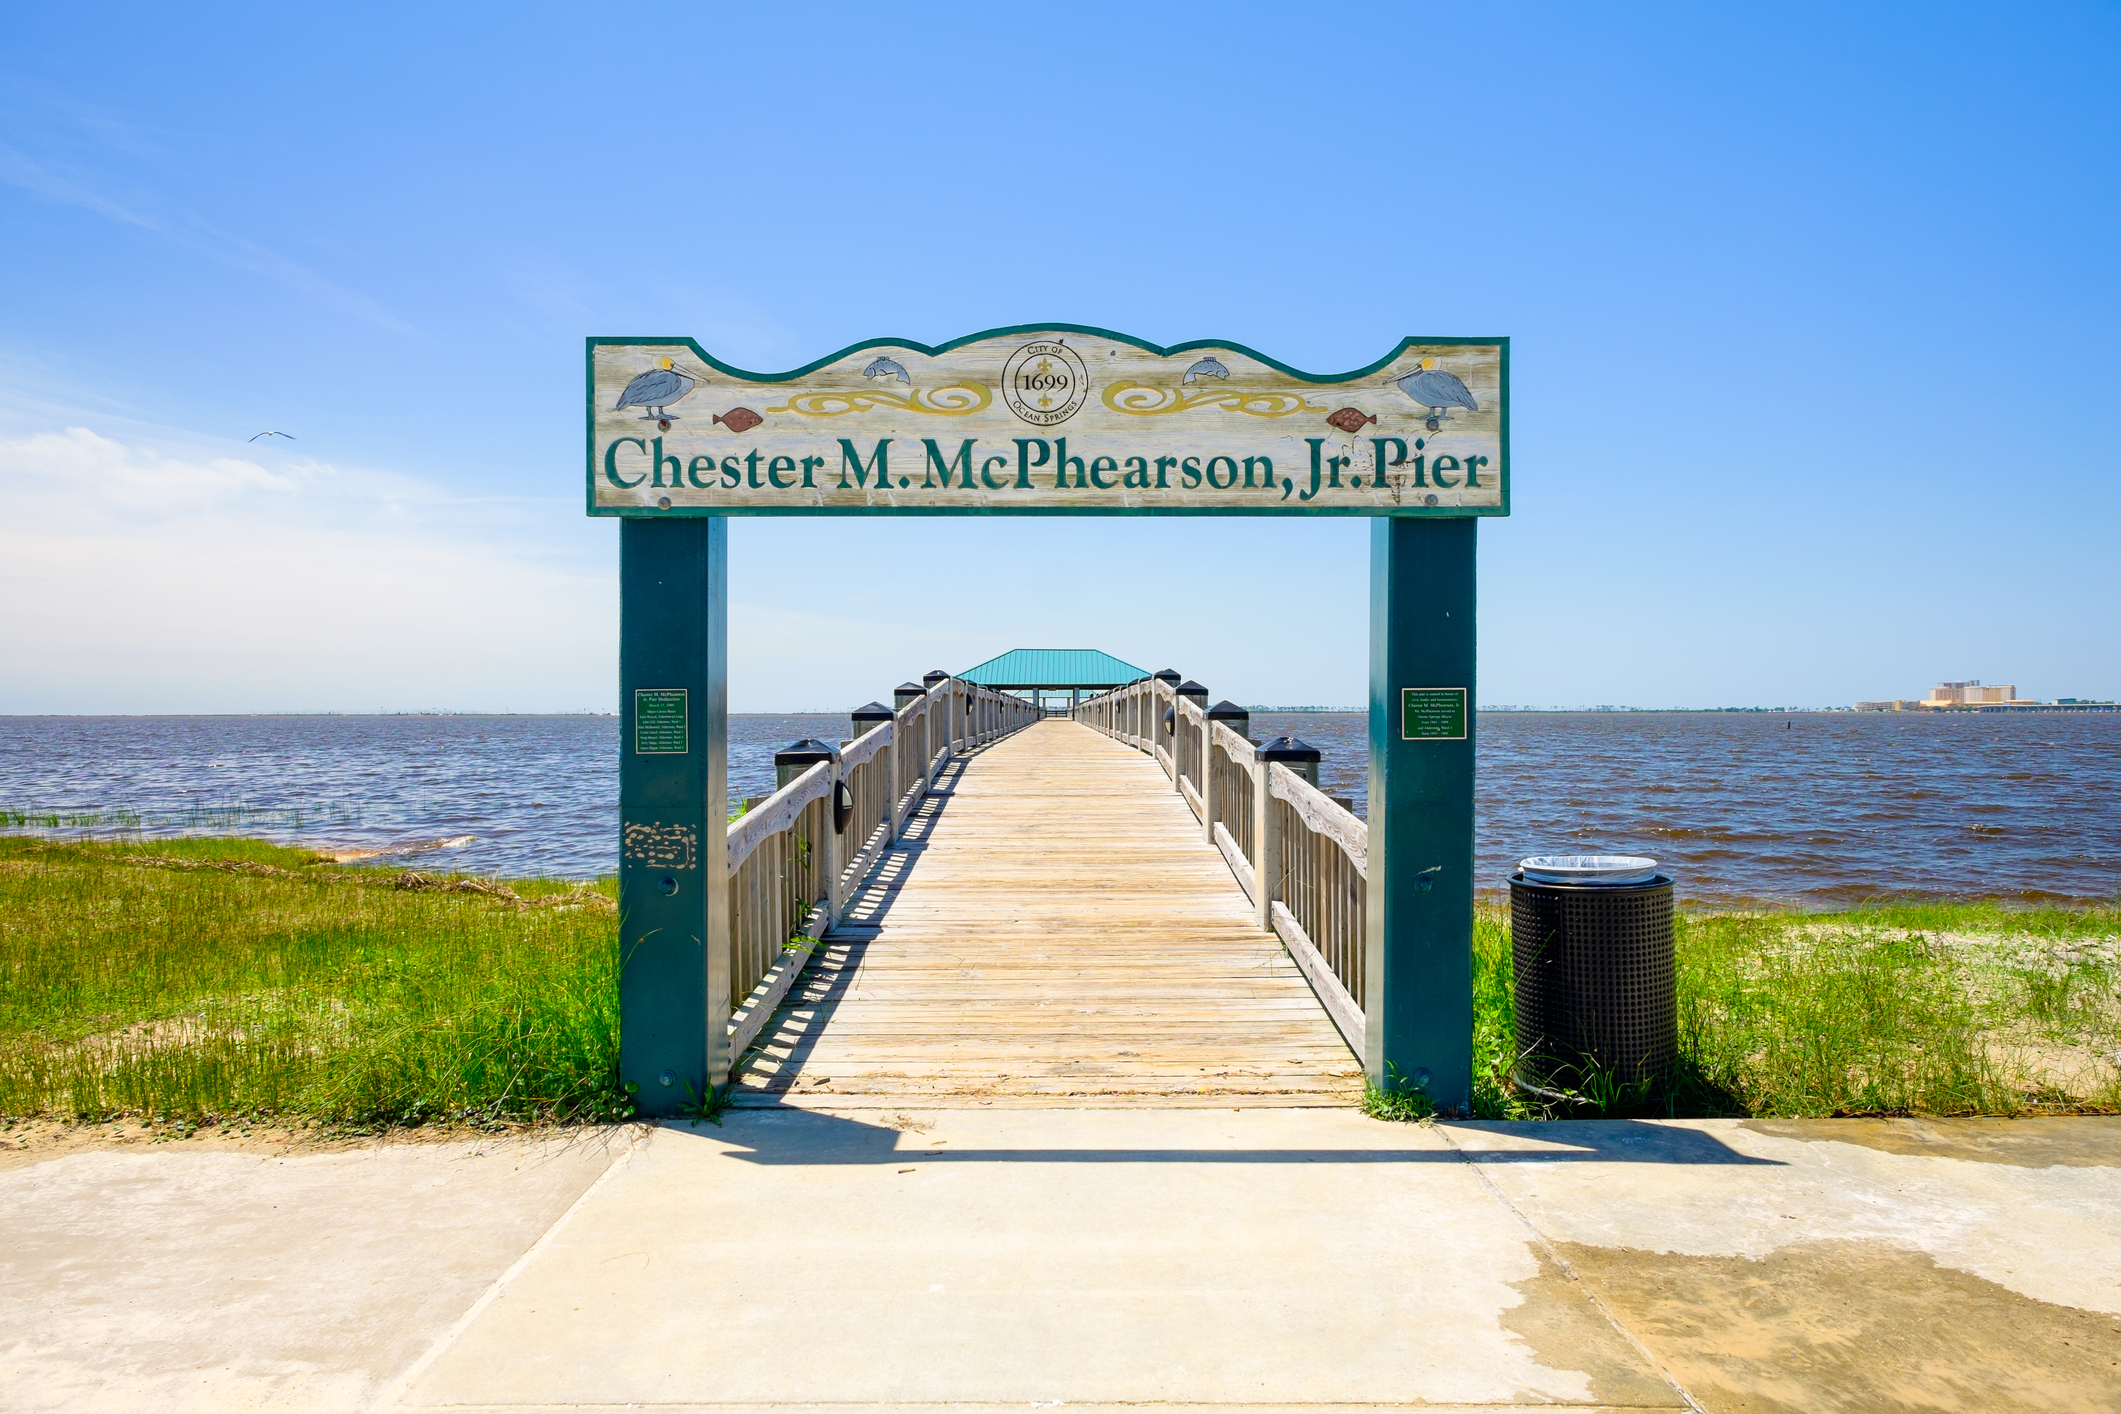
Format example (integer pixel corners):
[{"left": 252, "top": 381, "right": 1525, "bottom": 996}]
[
  {"left": 605, "top": 329, "right": 1496, "bottom": 1113},
  {"left": 734, "top": 719, "right": 1363, "bottom": 1107}
]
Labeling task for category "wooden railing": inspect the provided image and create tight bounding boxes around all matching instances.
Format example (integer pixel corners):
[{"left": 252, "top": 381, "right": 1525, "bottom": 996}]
[
  {"left": 723, "top": 673, "right": 1038, "bottom": 1059},
  {"left": 1072, "top": 678, "right": 1369, "bottom": 1058},
  {"left": 1209, "top": 720, "right": 1256, "bottom": 888},
  {"left": 727, "top": 764, "right": 831, "bottom": 1046},
  {"left": 1263, "top": 760, "right": 1367, "bottom": 1054}
]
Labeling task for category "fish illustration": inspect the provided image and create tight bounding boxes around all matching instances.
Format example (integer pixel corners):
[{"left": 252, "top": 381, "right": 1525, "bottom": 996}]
[
  {"left": 1327, "top": 407, "right": 1377, "bottom": 433},
  {"left": 1182, "top": 356, "right": 1230, "bottom": 384},
  {"left": 862, "top": 355, "right": 911, "bottom": 384},
  {"left": 1393, "top": 360, "right": 1477, "bottom": 431},
  {"left": 715, "top": 407, "right": 764, "bottom": 434},
  {"left": 615, "top": 357, "right": 699, "bottom": 426}
]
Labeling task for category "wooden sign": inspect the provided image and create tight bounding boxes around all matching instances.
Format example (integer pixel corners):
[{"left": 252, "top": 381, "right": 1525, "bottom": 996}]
[{"left": 587, "top": 326, "right": 1507, "bottom": 517}]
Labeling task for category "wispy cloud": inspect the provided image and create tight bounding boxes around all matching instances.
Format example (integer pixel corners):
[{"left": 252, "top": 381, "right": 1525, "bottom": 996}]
[
  {"left": 0, "top": 426, "right": 612, "bottom": 711},
  {"left": 0, "top": 134, "right": 413, "bottom": 334},
  {"left": 0, "top": 137, "right": 156, "bottom": 230}
]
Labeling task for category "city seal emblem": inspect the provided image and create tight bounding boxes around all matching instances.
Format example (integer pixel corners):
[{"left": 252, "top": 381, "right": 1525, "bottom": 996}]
[{"left": 1001, "top": 340, "right": 1089, "bottom": 427}]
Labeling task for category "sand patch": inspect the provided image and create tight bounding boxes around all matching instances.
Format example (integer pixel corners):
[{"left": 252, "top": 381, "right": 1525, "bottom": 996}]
[
  {"left": 1744, "top": 1114, "right": 2121, "bottom": 1168},
  {"left": 1559, "top": 1237, "right": 2121, "bottom": 1413},
  {"left": 1500, "top": 1245, "right": 1687, "bottom": 1407}
]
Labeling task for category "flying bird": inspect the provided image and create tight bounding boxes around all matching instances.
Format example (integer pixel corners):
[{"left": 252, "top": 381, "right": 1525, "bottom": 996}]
[
  {"left": 862, "top": 355, "right": 911, "bottom": 384},
  {"left": 615, "top": 357, "right": 700, "bottom": 426},
  {"left": 248, "top": 430, "right": 295, "bottom": 442},
  {"left": 1392, "top": 360, "right": 1477, "bottom": 431}
]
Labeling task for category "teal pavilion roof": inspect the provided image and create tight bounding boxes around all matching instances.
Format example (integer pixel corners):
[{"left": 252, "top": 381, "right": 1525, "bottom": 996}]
[{"left": 958, "top": 648, "right": 1149, "bottom": 689}]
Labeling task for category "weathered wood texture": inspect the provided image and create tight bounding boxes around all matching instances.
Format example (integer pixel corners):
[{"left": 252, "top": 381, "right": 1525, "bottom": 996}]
[
  {"left": 838, "top": 722, "right": 894, "bottom": 886},
  {"left": 732, "top": 719, "right": 1363, "bottom": 1108},
  {"left": 1076, "top": 678, "right": 1372, "bottom": 1057},
  {"left": 727, "top": 790, "right": 827, "bottom": 1015},
  {"left": 723, "top": 678, "right": 1038, "bottom": 1037},
  {"left": 1269, "top": 764, "right": 1369, "bottom": 876},
  {"left": 1211, "top": 723, "right": 1256, "bottom": 862},
  {"left": 590, "top": 331, "right": 1508, "bottom": 516},
  {"left": 728, "top": 761, "right": 829, "bottom": 872}
]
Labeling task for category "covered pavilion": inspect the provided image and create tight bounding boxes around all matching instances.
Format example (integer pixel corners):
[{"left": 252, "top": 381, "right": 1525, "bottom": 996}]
[{"left": 958, "top": 647, "right": 1150, "bottom": 714}]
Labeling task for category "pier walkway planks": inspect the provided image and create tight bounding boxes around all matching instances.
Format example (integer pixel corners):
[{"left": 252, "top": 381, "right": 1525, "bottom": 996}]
[{"left": 732, "top": 718, "right": 1364, "bottom": 1108}]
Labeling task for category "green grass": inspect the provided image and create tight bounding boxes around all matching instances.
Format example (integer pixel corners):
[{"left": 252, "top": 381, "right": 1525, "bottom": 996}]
[
  {"left": 1469, "top": 900, "right": 2121, "bottom": 1120},
  {"left": 1361, "top": 1067, "right": 1438, "bottom": 1123},
  {"left": 0, "top": 835, "right": 627, "bottom": 1127},
  {"left": 8, "top": 834, "right": 2117, "bottom": 1129}
]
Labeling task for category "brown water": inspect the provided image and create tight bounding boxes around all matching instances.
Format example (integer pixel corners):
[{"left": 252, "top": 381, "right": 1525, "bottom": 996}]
[
  {"left": 1255, "top": 710, "right": 2121, "bottom": 905},
  {"left": 3, "top": 711, "right": 2115, "bottom": 904},
  {"left": 0, "top": 714, "right": 836, "bottom": 882}
]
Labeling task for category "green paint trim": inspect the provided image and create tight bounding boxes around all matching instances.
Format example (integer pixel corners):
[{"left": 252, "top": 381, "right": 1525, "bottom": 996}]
[
  {"left": 583, "top": 337, "right": 598, "bottom": 519},
  {"left": 584, "top": 504, "right": 1506, "bottom": 519},
  {"left": 589, "top": 325, "right": 1507, "bottom": 387},
  {"left": 1497, "top": 338, "right": 1513, "bottom": 519},
  {"left": 586, "top": 325, "right": 1511, "bottom": 520}
]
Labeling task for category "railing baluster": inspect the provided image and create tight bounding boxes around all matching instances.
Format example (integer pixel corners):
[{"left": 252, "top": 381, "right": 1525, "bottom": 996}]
[
  {"left": 1067, "top": 676, "right": 1369, "bottom": 1056},
  {"left": 724, "top": 678, "right": 1044, "bottom": 1068}
]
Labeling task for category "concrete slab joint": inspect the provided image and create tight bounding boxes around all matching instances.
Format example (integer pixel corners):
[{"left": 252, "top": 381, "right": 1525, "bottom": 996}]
[{"left": 3, "top": 1114, "right": 2117, "bottom": 1412}]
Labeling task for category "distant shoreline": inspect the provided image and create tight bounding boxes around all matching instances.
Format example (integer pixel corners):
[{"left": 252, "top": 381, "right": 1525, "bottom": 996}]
[{"left": 2, "top": 705, "right": 2116, "bottom": 719}]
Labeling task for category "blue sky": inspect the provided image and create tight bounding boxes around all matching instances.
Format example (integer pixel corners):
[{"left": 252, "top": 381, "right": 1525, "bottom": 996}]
[{"left": 1, "top": 2, "right": 2114, "bottom": 712}]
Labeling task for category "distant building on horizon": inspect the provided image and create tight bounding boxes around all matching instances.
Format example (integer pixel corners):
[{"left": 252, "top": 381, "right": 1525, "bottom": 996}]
[
  {"left": 1856, "top": 679, "right": 2028, "bottom": 710},
  {"left": 1855, "top": 680, "right": 2115, "bottom": 712},
  {"left": 1925, "top": 679, "right": 2028, "bottom": 706}
]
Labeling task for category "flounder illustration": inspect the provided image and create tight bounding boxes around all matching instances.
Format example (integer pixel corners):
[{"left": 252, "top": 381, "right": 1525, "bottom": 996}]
[
  {"left": 1182, "top": 356, "right": 1230, "bottom": 384},
  {"left": 862, "top": 356, "right": 911, "bottom": 384},
  {"left": 1393, "top": 360, "right": 1477, "bottom": 430},
  {"left": 715, "top": 407, "right": 764, "bottom": 434},
  {"left": 1326, "top": 408, "right": 1377, "bottom": 433}
]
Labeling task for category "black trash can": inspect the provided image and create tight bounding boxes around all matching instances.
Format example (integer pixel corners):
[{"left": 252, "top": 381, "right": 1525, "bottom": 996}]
[{"left": 1509, "top": 857, "right": 1675, "bottom": 1094}]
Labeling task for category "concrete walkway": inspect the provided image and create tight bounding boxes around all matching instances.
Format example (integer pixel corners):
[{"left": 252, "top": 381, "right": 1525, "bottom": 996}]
[{"left": 4, "top": 1111, "right": 2119, "bottom": 1412}]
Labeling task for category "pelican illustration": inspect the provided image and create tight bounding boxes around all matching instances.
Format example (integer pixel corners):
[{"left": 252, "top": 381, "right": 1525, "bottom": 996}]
[
  {"left": 1393, "top": 359, "right": 1477, "bottom": 431},
  {"left": 615, "top": 357, "right": 701, "bottom": 428},
  {"left": 862, "top": 355, "right": 911, "bottom": 384}
]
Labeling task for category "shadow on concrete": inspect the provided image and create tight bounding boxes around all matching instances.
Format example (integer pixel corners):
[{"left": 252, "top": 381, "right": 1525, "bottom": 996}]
[
  {"left": 674, "top": 1111, "right": 1782, "bottom": 1167},
  {"left": 1446, "top": 1118, "right": 1786, "bottom": 1165}
]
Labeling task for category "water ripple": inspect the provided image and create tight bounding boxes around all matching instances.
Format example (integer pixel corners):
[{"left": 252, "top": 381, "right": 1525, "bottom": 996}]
[
  {"left": 4, "top": 711, "right": 2116, "bottom": 904},
  {"left": 1254, "top": 710, "right": 2121, "bottom": 905}
]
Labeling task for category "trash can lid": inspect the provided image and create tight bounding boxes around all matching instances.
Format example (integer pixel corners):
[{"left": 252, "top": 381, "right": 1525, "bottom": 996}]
[{"left": 1519, "top": 854, "right": 1658, "bottom": 886}]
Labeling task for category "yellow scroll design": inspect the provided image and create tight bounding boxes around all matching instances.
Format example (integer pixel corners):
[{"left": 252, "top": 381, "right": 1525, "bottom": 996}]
[
  {"left": 1101, "top": 381, "right": 1329, "bottom": 418},
  {"left": 765, "top": 383, "right": 992, "bottom": 417}
]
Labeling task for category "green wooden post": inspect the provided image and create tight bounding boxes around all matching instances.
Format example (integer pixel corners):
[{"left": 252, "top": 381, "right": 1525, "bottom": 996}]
[
  {"left": 1365, "top": 516, "right": 1476, "bottom": 1113},
  {"left": 618, "top": 517, "right": 729, "bottom": 1116}
]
